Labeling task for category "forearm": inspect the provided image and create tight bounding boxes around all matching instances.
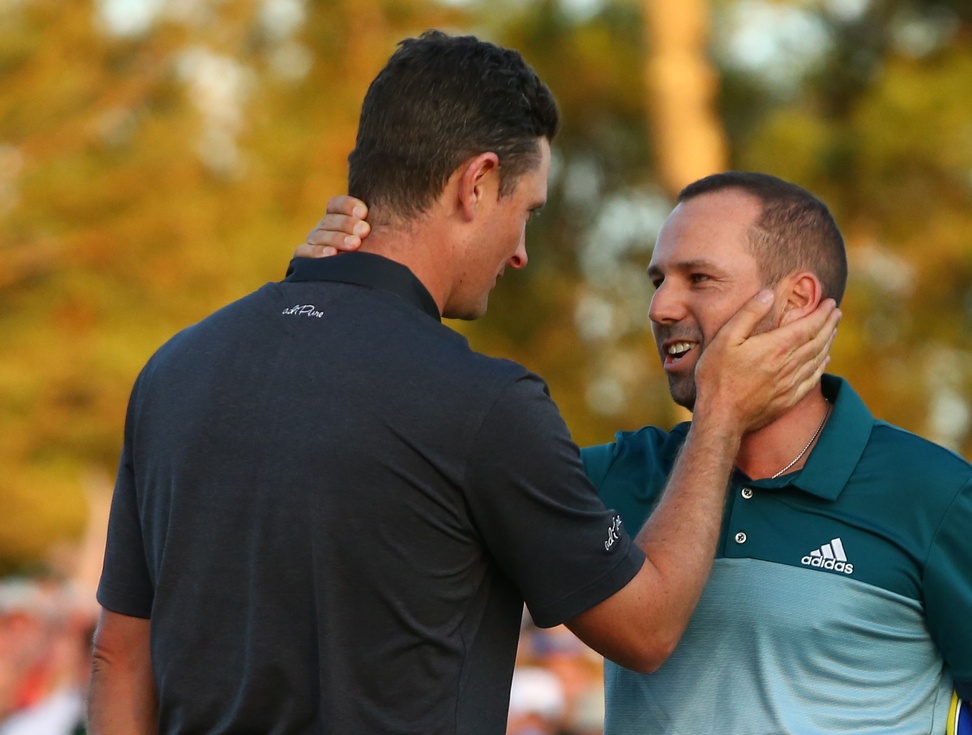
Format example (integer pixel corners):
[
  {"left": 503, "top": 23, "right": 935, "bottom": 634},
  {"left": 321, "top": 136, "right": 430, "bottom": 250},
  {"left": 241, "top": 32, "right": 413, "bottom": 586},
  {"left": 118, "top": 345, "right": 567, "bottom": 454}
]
[
  {"left": 633, "top": 410, "right": 741, "bottom": 643},
  {"left": 87, "top": 658, "right": 158, "bottom": 735},
  {"left": 565, "top": 411, "right": 741, "bottom": 672},
  {"left": 86, "top": 611, "right": 157, "bottom": 735}
]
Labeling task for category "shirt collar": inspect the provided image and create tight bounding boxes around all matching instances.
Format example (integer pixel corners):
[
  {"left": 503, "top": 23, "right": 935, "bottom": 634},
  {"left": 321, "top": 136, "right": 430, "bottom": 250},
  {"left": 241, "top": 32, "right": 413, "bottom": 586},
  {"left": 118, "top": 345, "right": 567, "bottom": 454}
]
[
  {"left": 284, "top": 252, "right": 441, "bottom": 322},
  {"left": 752, "top": 375, "right": 874, "bottom": 500}
]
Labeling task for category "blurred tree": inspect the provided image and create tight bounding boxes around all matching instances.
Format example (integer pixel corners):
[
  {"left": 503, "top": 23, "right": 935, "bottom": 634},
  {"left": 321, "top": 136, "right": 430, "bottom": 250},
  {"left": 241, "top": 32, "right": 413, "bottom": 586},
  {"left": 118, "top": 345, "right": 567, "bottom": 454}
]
[
  {"left": 714, "top": 0, "right": 972, "bottom": 453},
  {"left": 642, "top": 0, "right": 727, "bottom": 196},
  {"left": 473, "top": 0, "right": 972, "bottom": 457},
  {"left": 0, "top": 0, "right": 462, "bottom": 572},
  {"left": 449, "top": 0, "right": 677, "bottom": 446},
  {"left": 1, "top": 0, "right": 970, "bottom": 571}
]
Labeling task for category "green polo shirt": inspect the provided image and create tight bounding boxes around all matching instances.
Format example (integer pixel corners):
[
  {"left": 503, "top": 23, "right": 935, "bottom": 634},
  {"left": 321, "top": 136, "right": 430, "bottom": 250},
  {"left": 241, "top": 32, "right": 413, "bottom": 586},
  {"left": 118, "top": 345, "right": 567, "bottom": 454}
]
[{"left": 583, "top": 375, "right": 972, "bottom": 734}]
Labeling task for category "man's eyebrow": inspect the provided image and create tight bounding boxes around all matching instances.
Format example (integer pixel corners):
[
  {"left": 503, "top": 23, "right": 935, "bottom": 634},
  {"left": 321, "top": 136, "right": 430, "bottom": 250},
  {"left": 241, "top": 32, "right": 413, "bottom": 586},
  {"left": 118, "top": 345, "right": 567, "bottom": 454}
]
[
  {"left": 647, "top": 258, "right": 724, "bottom": 278},
  {"left": 658, "top": 258, "right": 722, "bottom": 271}
]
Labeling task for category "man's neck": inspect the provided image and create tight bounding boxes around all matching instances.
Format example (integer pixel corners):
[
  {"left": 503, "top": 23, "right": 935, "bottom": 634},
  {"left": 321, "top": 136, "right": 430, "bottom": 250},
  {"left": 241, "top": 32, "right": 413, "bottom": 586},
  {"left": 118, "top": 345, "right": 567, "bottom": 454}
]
[
  {"left": 733, "top": 387, "right": 830, "bottom": 480},
  {"left": 359, "top": 221, "right": 456, "bottom": 317}
]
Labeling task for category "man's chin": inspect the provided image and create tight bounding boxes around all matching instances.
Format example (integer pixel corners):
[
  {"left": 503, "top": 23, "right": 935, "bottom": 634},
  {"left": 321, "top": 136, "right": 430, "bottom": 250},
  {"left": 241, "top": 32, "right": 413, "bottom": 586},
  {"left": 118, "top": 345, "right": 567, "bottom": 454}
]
[
  {"left": 667, "top": 378, "right": 696, "bottom": 413},
  {"left": 443, "top": 298, "right": 489, "bottom": 321}
]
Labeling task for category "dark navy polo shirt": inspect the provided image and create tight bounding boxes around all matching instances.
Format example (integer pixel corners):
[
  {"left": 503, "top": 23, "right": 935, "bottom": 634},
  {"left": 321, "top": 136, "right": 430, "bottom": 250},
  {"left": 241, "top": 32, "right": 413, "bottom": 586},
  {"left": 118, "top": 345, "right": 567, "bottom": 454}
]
[{"left": 99, "top": 252, "right": 644, "bottom": 735}]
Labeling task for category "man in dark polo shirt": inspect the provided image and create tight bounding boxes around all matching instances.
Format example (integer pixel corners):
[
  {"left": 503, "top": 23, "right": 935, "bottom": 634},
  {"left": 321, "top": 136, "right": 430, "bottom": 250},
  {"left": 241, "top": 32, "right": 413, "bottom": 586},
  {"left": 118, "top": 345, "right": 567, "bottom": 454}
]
[{"left": 87, "top": 32, "right": 838, "bottom": 734}]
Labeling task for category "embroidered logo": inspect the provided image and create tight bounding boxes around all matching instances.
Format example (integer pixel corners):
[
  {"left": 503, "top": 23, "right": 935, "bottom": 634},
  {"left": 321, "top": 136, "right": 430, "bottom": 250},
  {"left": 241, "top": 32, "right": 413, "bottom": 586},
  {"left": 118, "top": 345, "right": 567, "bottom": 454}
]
[
  {"left": 605, "top": 515, "right": 623, "bottom": 551},
  {"left": 282, "top": 304, "right": 324, "bottom": 318},
  {"left": 801, "top": 537, "right": 854, "bottom": 575}
]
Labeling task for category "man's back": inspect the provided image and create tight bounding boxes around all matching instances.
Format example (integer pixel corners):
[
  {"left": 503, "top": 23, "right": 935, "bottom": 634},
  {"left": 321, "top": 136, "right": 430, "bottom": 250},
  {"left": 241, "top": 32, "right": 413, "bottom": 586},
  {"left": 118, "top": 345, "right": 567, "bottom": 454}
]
[{"left": 98, "top": 253, "right": 642, "bottom": 734}]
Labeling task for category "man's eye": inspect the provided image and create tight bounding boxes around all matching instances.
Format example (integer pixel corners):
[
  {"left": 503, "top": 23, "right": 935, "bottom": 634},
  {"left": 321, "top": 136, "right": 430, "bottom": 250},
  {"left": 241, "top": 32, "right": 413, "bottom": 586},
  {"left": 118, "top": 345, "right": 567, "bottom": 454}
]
[{"left": 689, "top": 273, "right": 710, "bottom": 284}]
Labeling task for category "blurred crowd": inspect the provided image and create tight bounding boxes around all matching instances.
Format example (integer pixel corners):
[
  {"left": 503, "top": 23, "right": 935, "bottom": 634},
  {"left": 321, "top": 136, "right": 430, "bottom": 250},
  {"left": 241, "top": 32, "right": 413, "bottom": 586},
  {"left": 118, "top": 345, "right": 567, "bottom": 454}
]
[
  {"left": 0, "top": 578, "right": 94, "bottom": 735},
  {"left": 0, "top": 575, "right": 603, "bottom": 735},
  {"left": 509, "top": 615, "right": 605, "bottom": 735}
]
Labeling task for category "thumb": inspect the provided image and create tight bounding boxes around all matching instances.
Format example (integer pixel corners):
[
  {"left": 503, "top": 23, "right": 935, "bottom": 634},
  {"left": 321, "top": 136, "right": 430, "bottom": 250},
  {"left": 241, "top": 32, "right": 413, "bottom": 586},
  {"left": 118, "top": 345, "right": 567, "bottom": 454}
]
[{"left": 713, "top": 290, "right": 775, "bottom": 345}]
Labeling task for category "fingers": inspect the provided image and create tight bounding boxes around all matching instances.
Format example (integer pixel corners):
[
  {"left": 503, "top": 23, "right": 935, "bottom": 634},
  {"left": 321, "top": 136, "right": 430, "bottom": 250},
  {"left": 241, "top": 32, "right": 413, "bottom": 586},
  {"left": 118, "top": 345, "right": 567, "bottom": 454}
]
[
  {"left": 781, "top": 303, "right": 841, "bottom": 392},
  {"left": 712, "top": 290, "right": 776, "bottom": 346},
  {"left": 293, "top": 197, "right": 370, "bottom": 259},
  {"left": 293, "top": 243, "right": 338, "bottom": 258},
  {"left": 306, "top": 214, "right": 369, "bottom": 248},
  {"left": 774, "top": 299, "right": 840, "bottom": 359},
  {"left": 693, "top": 297, "right": 841, "bottom": 432},
  {"left": 752, "top": 301, "right": 840, "bottom": 419},
  {"left": 739, "top": 299, "right": 839, "bottom": 383},
  {"left": 327, "top": 195, "right": 369, "bottom": 219}
]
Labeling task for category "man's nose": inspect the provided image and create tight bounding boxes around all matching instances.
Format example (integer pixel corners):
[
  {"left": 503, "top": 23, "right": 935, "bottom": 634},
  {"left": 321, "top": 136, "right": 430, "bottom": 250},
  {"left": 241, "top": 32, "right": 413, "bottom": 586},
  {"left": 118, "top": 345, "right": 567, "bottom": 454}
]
[
  {"left": 648, "top": 281, "right": 682, "bottom": 324},
  {"left": 508, "top": 236, "right": 528, "bottom": 270}
]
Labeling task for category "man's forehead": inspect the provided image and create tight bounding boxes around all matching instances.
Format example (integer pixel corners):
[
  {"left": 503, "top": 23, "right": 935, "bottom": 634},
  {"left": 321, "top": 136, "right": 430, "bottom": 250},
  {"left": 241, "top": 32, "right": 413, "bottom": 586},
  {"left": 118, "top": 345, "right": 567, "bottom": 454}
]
[
  {"left": 654, "top": 192, "right": 760, "bottom": 249},
  {"left": 673, "top": 189, "right": 760, "bottom": 222}
]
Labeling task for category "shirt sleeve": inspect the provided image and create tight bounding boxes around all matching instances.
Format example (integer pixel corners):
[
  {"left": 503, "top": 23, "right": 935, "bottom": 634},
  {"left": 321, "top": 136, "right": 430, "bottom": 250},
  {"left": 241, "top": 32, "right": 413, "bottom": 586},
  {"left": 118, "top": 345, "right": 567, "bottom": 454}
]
[
  {"left": 96, "top": 377, "right": 155, "bottom": 619},
  {"left": 462, "top": 373, "right": 645, "bottom": 629},
  {"left": 924, "top": 476, "right": 972, "bottom": 699}
]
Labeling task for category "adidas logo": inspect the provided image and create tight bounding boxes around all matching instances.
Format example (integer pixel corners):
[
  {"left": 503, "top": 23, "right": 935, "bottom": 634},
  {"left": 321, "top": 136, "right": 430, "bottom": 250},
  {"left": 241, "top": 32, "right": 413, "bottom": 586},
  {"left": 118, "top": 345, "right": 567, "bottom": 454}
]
[{"left": 801, "top": 537, "right": 854, "bottom": 575}]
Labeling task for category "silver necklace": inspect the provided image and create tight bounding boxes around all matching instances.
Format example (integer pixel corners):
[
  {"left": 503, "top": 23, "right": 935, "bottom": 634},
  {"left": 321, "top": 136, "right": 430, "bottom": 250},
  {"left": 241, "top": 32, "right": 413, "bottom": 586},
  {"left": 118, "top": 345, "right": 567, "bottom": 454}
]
[{"left": 770, "top": 401, "right": 831, "bottom": 479}]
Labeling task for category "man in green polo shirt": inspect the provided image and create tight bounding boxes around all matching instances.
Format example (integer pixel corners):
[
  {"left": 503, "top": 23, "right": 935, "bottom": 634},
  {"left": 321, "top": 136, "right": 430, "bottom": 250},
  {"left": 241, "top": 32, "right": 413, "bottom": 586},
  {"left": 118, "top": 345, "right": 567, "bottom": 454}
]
[
  {"left": 582, "top": 171, "right": 972, "bottom": 734},
  {"left": 302, "top": 172, "right": 972, "bottom": 733}
]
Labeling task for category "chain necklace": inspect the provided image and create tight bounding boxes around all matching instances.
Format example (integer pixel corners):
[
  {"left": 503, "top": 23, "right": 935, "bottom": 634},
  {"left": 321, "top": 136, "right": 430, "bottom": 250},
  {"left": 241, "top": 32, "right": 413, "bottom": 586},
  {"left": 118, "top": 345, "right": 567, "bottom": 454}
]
[{"left": 770, "top": 401, "right": 832, "bottom": 479}]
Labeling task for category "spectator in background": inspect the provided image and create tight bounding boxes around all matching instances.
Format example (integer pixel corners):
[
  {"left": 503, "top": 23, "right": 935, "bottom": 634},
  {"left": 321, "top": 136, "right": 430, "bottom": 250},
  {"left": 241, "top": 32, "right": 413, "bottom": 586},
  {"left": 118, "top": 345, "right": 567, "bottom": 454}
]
[
  {"left": 507, "top": 667, "right": 566, "bottom": 735},
  {"left": 0, "top": 577, "right": 92, "bottom": 735}
]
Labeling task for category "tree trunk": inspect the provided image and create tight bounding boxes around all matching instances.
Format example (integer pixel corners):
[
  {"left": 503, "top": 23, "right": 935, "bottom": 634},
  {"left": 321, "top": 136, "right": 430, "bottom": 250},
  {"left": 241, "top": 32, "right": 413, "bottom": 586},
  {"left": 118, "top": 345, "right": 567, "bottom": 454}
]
[{"left": 642, "top": 0, "right": 728, "bottom": 197}]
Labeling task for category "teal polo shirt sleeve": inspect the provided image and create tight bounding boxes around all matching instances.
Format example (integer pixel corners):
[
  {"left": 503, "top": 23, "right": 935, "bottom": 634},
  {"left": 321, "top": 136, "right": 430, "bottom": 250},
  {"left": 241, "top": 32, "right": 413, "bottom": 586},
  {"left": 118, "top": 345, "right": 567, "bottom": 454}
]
[
  {"left": 581, "top": 424, "right": 690, "bottom": 534},
  {"left": 925, "top": 476, "right": 972, "bottom": 699}
]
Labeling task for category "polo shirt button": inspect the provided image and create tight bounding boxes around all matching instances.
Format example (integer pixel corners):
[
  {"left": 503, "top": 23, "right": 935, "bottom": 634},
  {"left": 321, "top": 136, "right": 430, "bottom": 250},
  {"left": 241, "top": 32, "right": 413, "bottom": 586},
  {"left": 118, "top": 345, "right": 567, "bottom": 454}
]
[
  {"left": 734, "top": 532, "right": 747, "bottom": 544},
  {"left": 741, "top": 487, "right": 754, "bottom": 499}
]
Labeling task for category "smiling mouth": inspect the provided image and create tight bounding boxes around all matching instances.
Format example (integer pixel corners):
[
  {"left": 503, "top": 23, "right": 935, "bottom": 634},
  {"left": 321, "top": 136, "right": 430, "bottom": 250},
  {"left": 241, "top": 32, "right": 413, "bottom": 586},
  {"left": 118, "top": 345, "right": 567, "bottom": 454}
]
[{"left": 663, "top": 341, "right": 697, "bottom": 368}]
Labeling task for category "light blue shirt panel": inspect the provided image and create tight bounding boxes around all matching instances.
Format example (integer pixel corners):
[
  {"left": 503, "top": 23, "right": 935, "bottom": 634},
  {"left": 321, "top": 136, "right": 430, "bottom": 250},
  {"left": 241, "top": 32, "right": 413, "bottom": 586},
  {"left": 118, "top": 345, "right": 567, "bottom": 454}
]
[{"left": 604, "top": 559, "right": 952, "bottom": 735}]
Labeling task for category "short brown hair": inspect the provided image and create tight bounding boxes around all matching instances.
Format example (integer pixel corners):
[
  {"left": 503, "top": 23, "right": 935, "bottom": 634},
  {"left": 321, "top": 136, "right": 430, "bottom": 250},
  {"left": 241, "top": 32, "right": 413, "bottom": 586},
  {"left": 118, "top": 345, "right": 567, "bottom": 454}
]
[
  {"left": 678, "top": 172, "right": 847, "bottom": 304},
  {"left": 348, "top": 30, "right": 559, "bottom": 222}
]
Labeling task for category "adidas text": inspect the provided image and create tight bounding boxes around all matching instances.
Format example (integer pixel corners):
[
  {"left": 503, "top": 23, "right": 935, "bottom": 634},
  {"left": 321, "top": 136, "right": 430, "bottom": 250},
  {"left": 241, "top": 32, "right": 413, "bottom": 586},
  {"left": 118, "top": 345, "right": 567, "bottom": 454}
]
[
  {"left": 800, "top": 556, "right": 854, "bottom": 574},
  {"left": 801, "top": 537, "right": 854, "bottom": 575}
]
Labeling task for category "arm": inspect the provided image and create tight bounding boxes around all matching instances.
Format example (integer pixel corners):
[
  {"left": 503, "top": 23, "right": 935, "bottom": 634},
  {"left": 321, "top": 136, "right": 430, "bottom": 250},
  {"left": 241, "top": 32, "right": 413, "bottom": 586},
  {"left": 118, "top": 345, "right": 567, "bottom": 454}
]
[
  {"left": 87, "top": 609, "right": 157, "bottom": 735},
  {"left": 567, "top": 291, "right": 840, "bottom": 672},
  {"left": 296, "top": 199, "right": 838, "bottom": 672}
]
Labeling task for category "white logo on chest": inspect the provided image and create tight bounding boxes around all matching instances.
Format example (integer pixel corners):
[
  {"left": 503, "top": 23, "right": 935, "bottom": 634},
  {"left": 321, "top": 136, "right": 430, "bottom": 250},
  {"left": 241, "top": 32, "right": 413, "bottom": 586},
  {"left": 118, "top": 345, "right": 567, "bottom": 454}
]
[{"left": 801, "top": 537, "right": 854, "bottom": 575}]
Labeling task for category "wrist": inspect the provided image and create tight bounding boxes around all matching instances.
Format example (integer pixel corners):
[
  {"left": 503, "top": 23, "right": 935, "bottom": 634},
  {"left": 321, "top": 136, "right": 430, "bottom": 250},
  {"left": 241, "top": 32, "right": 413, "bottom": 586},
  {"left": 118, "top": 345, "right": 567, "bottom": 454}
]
[{"left": 688, "top": 400, "right": 744, "bottom": 458}]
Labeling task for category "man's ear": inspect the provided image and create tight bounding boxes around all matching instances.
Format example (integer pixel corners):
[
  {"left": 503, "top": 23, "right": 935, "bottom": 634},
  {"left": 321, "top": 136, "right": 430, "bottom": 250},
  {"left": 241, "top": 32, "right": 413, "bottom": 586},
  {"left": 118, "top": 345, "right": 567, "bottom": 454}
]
[
  {"left": 779, "top": 272, "right": 824, "bottom": 326},
  {"left": 456, "top": 152, "right": 500, "bottom": 221}
]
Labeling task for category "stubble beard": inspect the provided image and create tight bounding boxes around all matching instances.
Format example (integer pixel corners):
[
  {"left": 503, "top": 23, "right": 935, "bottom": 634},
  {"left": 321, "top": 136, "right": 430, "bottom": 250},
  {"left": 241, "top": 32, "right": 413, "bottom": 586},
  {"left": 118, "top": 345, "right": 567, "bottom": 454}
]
[
  {"left": 654, "top": 324, "right": 701, "bottom": 412},
  {"left": 667, "top": 373, "right": 697, "bottom": 413},
  {"left": 659, "top": 305, "right": 778, "bottom": 414}
]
